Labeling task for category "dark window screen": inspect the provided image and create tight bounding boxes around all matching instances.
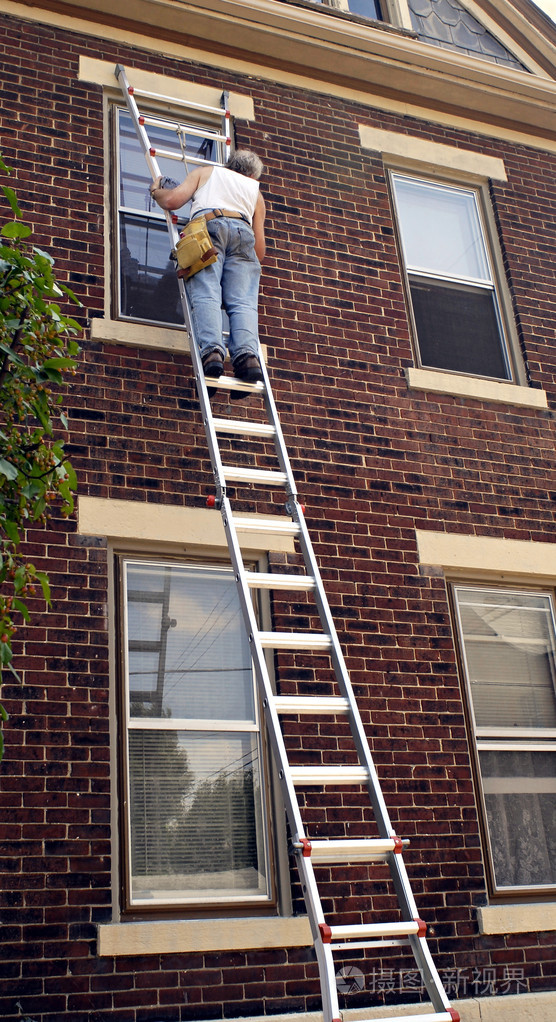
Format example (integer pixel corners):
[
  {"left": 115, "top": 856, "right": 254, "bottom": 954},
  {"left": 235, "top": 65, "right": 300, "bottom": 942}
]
[{"left": 410, "top": 278, "right": 511, "bottom": 380}]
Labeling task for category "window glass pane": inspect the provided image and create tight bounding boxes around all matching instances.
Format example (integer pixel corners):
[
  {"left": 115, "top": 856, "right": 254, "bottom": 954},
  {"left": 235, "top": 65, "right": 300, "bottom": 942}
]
[
  {"left": 409, "top": 278, "right": 510, "bottom": 380},
  {"left": 119, "top": 110, "right": 217, "bottom": 215},
  {"left": 129, "top": 730, "right": 268, "bottom": 904},
  {"left": 479, "top": 749, "right": 556, "bottom": 888},
  {"left": 455, "top": 589, "right": 556, "bottom": 729},
  {"left": 126, "top": 562, "right": 255, "bottom": 722},
  {"left": 120, "top": 213, "right": 184, "bottom": 324},
  {"left": 393, "top": 175, "right": 491, "bottom": 282},
  {"left": 123, "top": 560, "right": 271, "bottom": 908},
  {"left": 347, "top": 0, "right": 382, "bottom": 18}
]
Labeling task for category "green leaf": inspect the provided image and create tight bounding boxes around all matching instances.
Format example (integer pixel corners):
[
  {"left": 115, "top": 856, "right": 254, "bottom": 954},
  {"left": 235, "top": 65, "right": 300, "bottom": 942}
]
[
  {"left": 32, "top": 247, "right": 54, "bottom": 266},
  {"left": 2, "top": 185, "right": 22, "bottom": 218},
  {"left": 14, "top": 564, "right": 26, "bottom": 593},
  {"left": 1, "top": 221, "right": 32, "bottom": 240},
  {"left": 0, "top": 640, "right": 13, "bottom": 665},
  {"left": 13, "top": 597, "right": 30, "bottom": 622},
  {"left": 64, "top": 462, "right": 77, "bottom": 490},
  {"left": 0, "top": 152, "right": 13, "bottom": 174},
  {"left": 3, "top": 520, "right": 20, "bottom": 545},
  {"left": 0, "top": 458, "right": 18, "bottom": 481},
  {"left": 43, "top": 357, "right": 77, "bottom": 370},
  {"left": 36, "top": 570, "right": 51, "bottom": 606}
]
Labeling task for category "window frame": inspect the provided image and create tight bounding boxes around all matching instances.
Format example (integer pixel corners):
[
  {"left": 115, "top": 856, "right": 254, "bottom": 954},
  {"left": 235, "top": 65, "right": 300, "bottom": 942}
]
[
  {"left": 450, "top": 582, "right": 556, "bottom": 901},
  {"left": 115, "top": 552, "right": 281, "bottom": 918},
  {"left": 389, "top": 169, "right": 521, "bottom": 385},
  {"left": 111, "top": 100, "right": 226, "bottom": 329}
]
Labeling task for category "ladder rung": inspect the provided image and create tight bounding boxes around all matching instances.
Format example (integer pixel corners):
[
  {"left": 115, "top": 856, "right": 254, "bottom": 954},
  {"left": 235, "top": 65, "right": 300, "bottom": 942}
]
[
  {"left": 290, "top": 765, "right": 369, "bottom": 785},
  {"left": 329, "top": 920, "right": 424, "bottom": 941},
  {"left": 125, "top": 83, "right": 227, "bottom": 117},
  {"left": 307, "top": 838, "right": 402, "bottom": 862},
  {"left": 209, "top": 376, "right": 265, "bottom": 394},
  {"left": 232, "top": 517, "right": 300, "bottom": 536},
  {"left": 258, "top": 632, "right": 331, "bottom": 650},
  {"left": 223, "top": 466, "right": 287, "bottom": 486},
  {"left": 212, "top": 417, "right": 276, "bottom": 437},
  {"left": 244, "top": 571, "right": 314, "bottom": 590},
  {"left": 140, "top": 117, "right": 227, "bottom": 143},
  {"left": 273, "top": 695, "right": 349, "bottom": 714}
]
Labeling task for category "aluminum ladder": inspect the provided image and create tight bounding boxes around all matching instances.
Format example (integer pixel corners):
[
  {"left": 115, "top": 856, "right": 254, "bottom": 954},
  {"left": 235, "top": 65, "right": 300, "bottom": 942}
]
[{"left": 116, "top": 64, "right": 460, "bottom": 1022}]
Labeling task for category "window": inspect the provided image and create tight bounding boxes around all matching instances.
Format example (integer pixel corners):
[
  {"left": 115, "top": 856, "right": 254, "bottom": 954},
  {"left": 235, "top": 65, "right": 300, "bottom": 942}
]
[
  {"left": 391, "top": 173, "right": 513, "bottom": 381},
  {"left": 115, "top": 107, "right": 225, "bottom": 327},
  {"left": 453, "top": 586, "right": 556, "bottom": 895},
  {"left": 119, "top": 558, "right": 274, "bottom": 912}
]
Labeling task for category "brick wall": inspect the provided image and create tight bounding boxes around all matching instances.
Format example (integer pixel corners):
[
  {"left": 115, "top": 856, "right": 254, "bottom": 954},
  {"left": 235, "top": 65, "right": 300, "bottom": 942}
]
[{"left": 1, "top": 9, "right": 556, "bottom": 1021}]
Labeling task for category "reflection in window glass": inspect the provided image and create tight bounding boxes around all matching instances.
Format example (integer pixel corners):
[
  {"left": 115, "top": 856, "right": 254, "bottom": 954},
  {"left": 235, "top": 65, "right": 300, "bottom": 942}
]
[
  {"left": 122, "top": 560, "right": 271, "bottom": 907},
  {"left": 393, "top": 177, "right": 490, "bottom": 282},
  {"left": 347, "top": 0, "right": 382, "bottom": 19},
  {"left": 454, "top": 586, "right": 556, "bottom": 891}
]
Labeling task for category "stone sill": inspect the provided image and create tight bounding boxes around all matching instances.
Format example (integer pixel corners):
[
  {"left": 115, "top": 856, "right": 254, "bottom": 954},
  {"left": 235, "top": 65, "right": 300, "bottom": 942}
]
[
  {"left": 405, "top": 366, "right": 548, "bottom": 410},
  {"left": 98, "top": 914, "right": 312, "bottom": 956},
  {"left": 478, "top": 900, "right": 556, "bottom": 934}
]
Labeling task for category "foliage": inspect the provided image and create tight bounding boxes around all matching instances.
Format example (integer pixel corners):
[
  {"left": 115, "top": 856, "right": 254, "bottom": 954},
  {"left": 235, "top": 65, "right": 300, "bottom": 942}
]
[{"left": 0, "top": 152, "right": 81, "bottom": 758}]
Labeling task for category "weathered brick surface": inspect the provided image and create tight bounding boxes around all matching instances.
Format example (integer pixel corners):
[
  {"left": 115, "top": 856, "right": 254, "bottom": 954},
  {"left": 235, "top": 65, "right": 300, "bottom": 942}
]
[{"left": 1, "top": 8, "right": 556, "bottom": 1022}]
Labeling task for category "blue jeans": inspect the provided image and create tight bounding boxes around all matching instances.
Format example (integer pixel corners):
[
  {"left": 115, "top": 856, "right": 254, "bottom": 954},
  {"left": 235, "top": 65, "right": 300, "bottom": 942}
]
[{"left": 185, "top": 216, "right": 261, "bottom": 363}]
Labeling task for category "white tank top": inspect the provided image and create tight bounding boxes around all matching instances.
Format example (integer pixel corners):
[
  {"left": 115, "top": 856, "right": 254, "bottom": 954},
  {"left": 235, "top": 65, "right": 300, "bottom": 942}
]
[{"left": 191, "top": 166, "right": 259, "bottom": 225}]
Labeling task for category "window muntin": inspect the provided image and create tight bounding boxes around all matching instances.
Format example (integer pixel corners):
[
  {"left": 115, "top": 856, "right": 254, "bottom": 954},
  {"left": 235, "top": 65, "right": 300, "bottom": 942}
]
[
  {"left": 453, "top": 586, "right": 556, "bottom": 894},
  {"left": 115, "top": 108, "right": 224, "bottom": 327},
  {"left": 121, "top": 559, "right": 272, "bottom": 910},
  {"left": 391, "top": 173, "right": 512, "bottom": 382}
]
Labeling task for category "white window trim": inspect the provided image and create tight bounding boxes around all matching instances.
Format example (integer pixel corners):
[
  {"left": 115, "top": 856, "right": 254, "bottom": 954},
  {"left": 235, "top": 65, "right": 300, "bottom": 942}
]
[{"left": 120, "top": 556, "right": 275, "bottom": 912}]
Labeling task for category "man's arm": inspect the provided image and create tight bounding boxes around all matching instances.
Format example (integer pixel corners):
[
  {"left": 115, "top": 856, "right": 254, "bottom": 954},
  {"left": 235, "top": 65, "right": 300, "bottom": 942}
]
[
  {"left": 151, "top": 165, "right": 212, "bottom": 211},
  {"left": 253, "top": 192, "right": 266, "bottom": 263}
]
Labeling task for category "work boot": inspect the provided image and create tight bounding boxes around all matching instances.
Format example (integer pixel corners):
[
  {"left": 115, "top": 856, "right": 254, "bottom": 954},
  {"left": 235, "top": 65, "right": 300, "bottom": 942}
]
[
  {"left": 202, "top": 350, "right": 225, "bottom": 377},
  {"left": 232, "top": 353, "right": 264, "bottom": 383}
]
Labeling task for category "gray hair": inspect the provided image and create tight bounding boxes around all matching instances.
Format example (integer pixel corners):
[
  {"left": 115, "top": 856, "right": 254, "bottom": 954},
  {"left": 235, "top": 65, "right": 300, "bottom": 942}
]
[{"left": 226, "top": 149, "right": 265, "bottom": 180}]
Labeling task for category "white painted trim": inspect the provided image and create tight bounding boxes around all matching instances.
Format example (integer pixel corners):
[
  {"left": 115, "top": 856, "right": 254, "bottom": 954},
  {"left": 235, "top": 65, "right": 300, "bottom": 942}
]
[
  {"left": 478, "top": 901, "right": 556, "bottom": 934},
  {"left": 405, "top": 367, "right": 548, "bottom": 409},
  {"left": 89, "top": 317, "right": 189, "bottom": 353},
  {"left": 78, "top": 55, "right": 255, "bottom": 120},
  {"left": 415, "top": 530, "right": 556, "bottom": 580},
  {"left": 77, "top": 496, "right": 296, "bottom": 554},
  {"left": 359, "top": 126, "right": 508, "bottom": 180}
]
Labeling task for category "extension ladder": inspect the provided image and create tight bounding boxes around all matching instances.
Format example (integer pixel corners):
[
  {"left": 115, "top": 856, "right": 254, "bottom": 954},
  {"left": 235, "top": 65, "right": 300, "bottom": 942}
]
[{"left": 116, "top": 64, "right": 460, "bottom": 1022}]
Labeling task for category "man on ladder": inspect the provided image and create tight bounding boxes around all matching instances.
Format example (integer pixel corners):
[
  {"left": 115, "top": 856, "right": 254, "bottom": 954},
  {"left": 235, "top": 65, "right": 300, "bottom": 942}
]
[{"left": 150, "top": 149, "right": 267, "bottom": 396}]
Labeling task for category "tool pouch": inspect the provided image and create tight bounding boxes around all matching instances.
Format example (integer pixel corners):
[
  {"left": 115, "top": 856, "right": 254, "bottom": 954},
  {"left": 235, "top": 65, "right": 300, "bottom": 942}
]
[{"left": 174, "top": 217, "right": 218, "bottom": 280}]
